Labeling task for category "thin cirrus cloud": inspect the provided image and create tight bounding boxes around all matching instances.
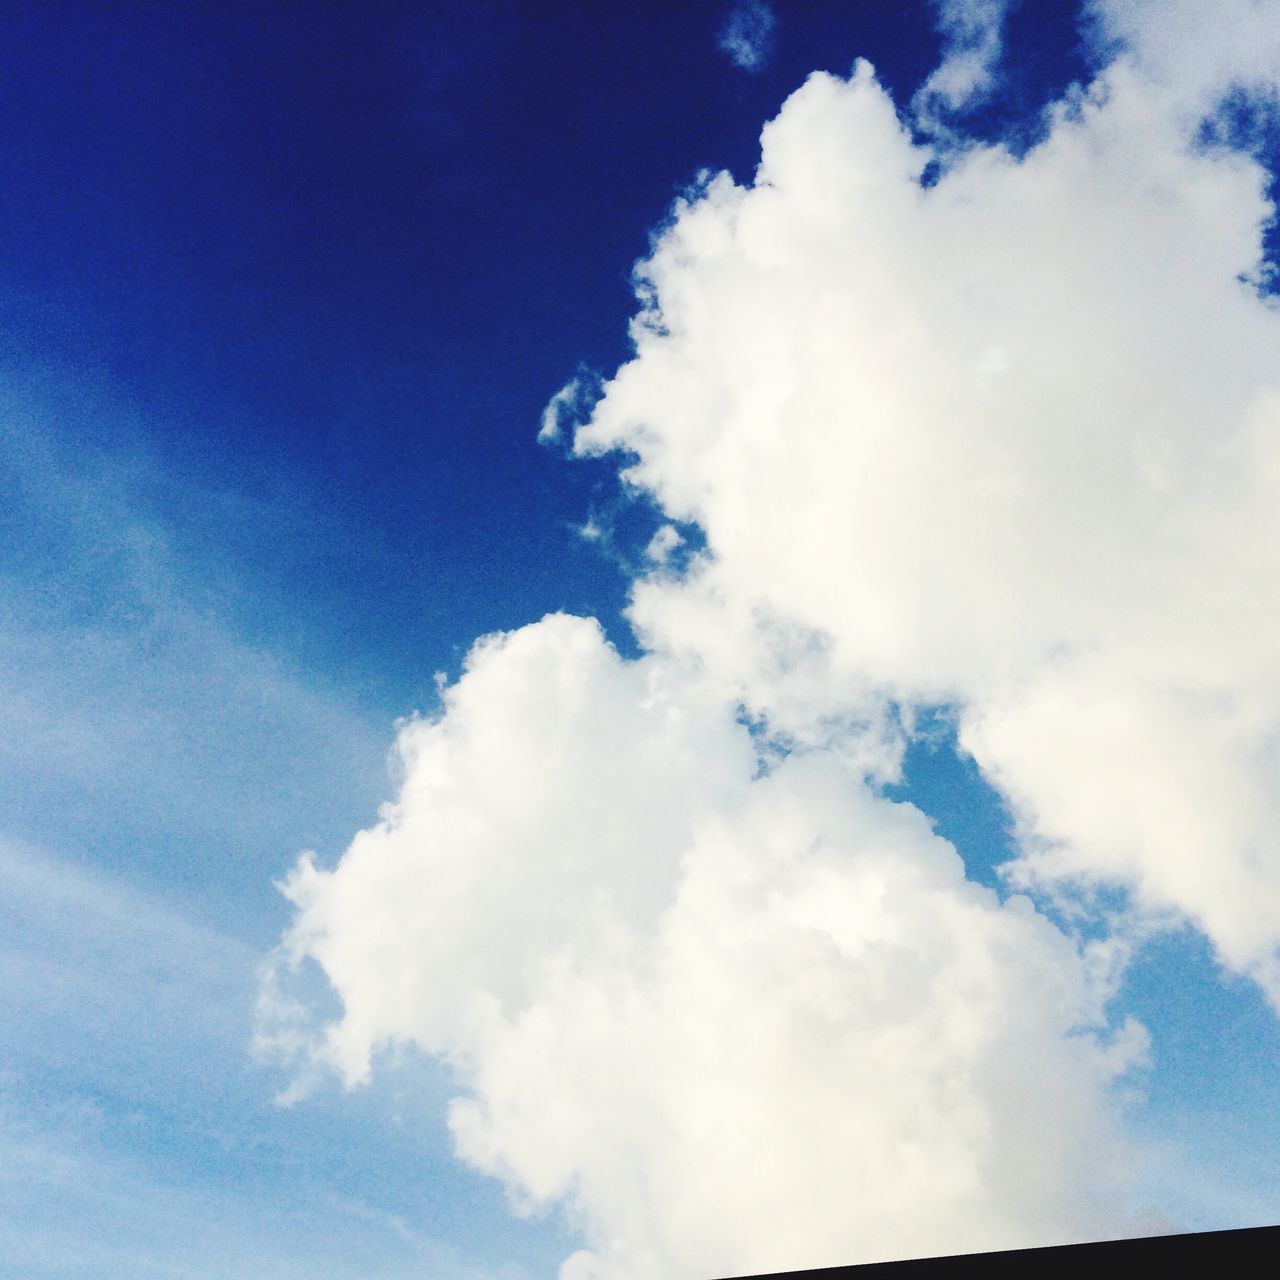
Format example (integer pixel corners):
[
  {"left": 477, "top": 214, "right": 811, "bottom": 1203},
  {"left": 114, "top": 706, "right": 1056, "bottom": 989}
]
[
  {"left": 0, "top": 379, "right": 393, "bottom": 926},
  {"left": 262, "top": 2, "right": 1280, "bottom": 1277}
]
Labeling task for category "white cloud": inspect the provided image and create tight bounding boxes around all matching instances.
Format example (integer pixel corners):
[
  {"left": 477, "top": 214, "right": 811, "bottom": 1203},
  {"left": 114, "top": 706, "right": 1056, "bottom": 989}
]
[
  {"left": 717, "top": 1, "right": 777, "bottom": 74},
  {"left": 267, "top": 4, "right": 1280, "bottom": 1275},
  {"left": 1083, "top": 0, "right": 1280, "bottom": 116},
  {"left": 643, "top": 523, "right": 682, "bottom": 563},
  {"left": 264, "top": 615, "right": 1157, "bottom": 1276},
  {"left": 570, "top": 26, "right": 1280, "bottom": 1009},
  {"left": 539, "top": 376, "right": 591, "bottom": 445},
  {"left": 913, "top": 0, "right": 1015, "bottom": 123}
]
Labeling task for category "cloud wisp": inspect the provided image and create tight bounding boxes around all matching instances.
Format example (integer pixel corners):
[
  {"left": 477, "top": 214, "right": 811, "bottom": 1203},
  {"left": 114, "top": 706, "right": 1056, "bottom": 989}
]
[
  {"left": 263, "top": 2, "right": 1280, "bottom": 1275},
  {"left": 717, "top": 1, "right": 777, "bottom": 74},
  {"left": 913, "top": 0, "right": 1017, "bottom": 123}
]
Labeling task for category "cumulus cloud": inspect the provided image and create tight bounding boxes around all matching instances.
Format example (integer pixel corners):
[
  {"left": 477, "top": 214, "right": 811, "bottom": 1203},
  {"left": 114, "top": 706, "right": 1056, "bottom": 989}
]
[
  {"left": 717, "top": 0, "right": 777, "bottom": 74},
  {"left": 265, "top": 2, "right": 1280, "bottom": 1274},
  {"left": 571, "top": 13, "right": 1280, "bottom": 1008},
  {"left": 263, "top": 615, "right": 1152, "bottom": 1277}
]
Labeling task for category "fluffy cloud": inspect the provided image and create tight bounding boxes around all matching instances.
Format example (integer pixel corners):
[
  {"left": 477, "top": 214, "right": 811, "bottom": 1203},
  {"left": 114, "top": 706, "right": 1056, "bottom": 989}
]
[
  {"left": 572, "top": 14, "right": 1280, "bottom": 1007},
  {"left": 264, "top": 614, "right": 1152, "bottom": 1277},
  {"left": 265, "top": 3, "right": 1280, "bottom": 1274},
  {"left": 1083, "top": 0, "right": 1280, "bottom": 115}
]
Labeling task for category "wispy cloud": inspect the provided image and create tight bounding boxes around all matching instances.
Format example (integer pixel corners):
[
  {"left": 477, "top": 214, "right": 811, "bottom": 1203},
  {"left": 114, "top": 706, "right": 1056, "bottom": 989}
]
[
  {"left": 717, "top": 0, "right": 777, "bottom": 74},
  {"left": 0, "top": 1089, "right": 529, "bottom": 1280},
  {"left": 913, "top": 0, "right": 1016, "bottom": 124},
  {"left": 0, "top": 382, "right": 391, "bottom": 932}
]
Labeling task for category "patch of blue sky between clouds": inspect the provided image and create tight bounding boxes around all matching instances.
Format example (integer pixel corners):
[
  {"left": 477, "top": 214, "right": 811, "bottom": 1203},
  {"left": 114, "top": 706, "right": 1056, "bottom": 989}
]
[
  {"left": 717, "top": 0, "right": 777, "bottom": 73},
  {"left": 884, "top": 717, "right": 1280, "bottom": 1235},
  {"left": 1117, "top": 925, "right": 1280, "bottom": 1234}
]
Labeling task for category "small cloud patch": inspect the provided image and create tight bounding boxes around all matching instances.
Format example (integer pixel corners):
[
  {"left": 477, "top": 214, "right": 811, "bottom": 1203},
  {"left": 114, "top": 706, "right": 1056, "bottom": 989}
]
[{"left": 717, "top": 0, "right": 777, "bottom": 74}]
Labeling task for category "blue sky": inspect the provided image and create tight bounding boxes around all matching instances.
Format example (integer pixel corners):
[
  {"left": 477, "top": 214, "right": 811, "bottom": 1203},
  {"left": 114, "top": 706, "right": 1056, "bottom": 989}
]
[{"left": 3, "top": 2, "right": 1280, "bottom": 1277}]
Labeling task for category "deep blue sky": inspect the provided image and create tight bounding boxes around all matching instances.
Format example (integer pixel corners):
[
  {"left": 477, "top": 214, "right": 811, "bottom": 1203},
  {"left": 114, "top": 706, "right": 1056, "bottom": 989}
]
[
  {"left": 0, "top": 0, "right": 1088, "bottom": 713},
  {"left": 0, "top": 0, "right": 1095, "bottom": 938}
]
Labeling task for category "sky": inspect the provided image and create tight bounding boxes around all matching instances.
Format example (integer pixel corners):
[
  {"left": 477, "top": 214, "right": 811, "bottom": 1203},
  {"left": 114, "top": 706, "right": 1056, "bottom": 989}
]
[{"left": 2, "top": 1, "right": 1280, "bottom": 1276}]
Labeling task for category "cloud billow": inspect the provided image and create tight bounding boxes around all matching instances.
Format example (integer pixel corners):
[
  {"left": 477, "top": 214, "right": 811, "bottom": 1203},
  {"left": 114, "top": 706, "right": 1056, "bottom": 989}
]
[
  {"left": 262, "top": 2, "right": 1280, "bottom": 1274},
  {"left": 576, "top": 26, "right": 1280, "bottom": 1007},
  {"left": 263, "top": 615, "right": 1149, "bottom": 1277}
]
